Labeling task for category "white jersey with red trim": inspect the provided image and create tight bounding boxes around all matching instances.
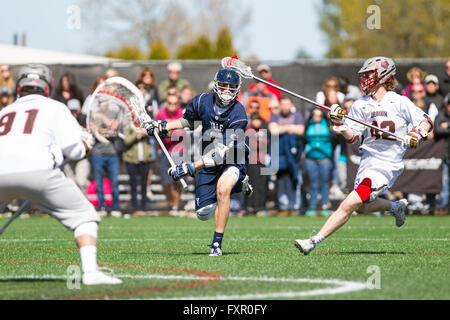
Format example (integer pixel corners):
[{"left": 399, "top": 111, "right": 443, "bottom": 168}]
[
  {"left": 0, "top": 94, "right": 84, "bottom": 174},
  {"left": 346, "top": 91, "right": 429, "bottom": 164}
]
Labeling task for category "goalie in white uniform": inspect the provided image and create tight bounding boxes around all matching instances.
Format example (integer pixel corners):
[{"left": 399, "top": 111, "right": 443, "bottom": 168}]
[
  {"left": 295, "top": 57, "right": 433, "bottom": 255},
  {"left": 0, "top": 64, "right": 122, "bottom": 284}
]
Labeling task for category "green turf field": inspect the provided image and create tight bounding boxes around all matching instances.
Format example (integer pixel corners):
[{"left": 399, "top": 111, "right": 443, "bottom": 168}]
[{"left": 0, "top": 215, "right": 448, "bottom": 300}]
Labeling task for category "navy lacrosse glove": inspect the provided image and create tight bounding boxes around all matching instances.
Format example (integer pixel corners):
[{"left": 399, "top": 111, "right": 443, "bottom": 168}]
[{"left": 168, "top": 162, "right": 195, "bottom": 181}]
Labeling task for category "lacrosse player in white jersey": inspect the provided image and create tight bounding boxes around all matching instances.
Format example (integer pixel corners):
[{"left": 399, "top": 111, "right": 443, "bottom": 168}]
[
  {"left": 295, "top": 57, "right": 434, "bottom": 255},
  {"left": 0, "top": 64, "right": 122, "bottom": 284}
]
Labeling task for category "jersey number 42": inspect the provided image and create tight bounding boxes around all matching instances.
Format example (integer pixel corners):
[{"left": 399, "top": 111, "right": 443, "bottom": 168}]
[{"left": 370, "top": 120, "right": 396, "bottom": 140}]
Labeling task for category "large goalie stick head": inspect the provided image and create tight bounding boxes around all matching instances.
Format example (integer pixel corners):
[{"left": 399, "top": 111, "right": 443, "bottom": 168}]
[{"left": 86, "top": 76, "right": 148, "bottom": 143}]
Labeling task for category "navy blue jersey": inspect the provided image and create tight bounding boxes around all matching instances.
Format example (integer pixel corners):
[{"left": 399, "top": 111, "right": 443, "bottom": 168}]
[{"left": 183, "top": 93, "right": 249, "bottom": 170}]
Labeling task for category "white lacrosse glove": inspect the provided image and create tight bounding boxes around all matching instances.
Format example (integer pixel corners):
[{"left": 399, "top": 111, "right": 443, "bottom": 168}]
[
  {"left": 202, "top": 143, "right": 229, "bottom": 168},
  {"left": 81, "top": 130, "right": 95, "bottom": 154},
  {"left": 329, "top": 104, "right": 347, "bottom": 125},
  {"left": 402, "top": 127, "right": 427, "bottom": 149}
]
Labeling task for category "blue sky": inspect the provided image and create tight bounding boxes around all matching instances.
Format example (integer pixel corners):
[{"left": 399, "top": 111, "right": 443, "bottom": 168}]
[{"left": 0, "top": 0, "right": 327, "bottom": 61}]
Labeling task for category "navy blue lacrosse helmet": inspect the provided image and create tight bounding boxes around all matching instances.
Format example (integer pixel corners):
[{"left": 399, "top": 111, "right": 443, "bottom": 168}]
[{"left": 213, "top": 68, "right": 241, "bottom": 107}]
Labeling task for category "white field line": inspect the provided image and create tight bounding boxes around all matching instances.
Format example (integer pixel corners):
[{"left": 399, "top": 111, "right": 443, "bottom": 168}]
[
  {"left": 3, "top": 225, "right": 449, "bottom": 231},
  {"left": 0, "top": 237, "right": 449, "bottom": 243},
  {"left": 0, "top": 274, "right": 367, "bottom": 299}
]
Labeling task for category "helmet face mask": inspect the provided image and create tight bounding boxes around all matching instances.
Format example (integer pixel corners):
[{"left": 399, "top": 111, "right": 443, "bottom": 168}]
[
  {"left": 213, "top": 68, "right": 241, "bottom": 107},
  {"left": 358, "top": 57, "right": 396, "bottom": 96}
]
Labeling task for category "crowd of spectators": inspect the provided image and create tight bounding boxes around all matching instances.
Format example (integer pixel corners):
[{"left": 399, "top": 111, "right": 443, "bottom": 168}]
[{"left": 1, "top": 58, "right": 449, "bottom": 217}]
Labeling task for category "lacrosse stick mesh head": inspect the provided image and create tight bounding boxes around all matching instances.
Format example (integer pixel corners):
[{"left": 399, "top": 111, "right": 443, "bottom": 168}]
[
  {"left": 87, "top": 77, "right": 148, "bottom": 138},
  {"left": 221, "top": 57, "right": 253, "bottom": 79}
]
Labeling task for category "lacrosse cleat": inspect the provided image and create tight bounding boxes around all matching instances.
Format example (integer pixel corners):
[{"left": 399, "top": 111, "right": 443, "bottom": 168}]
[
  {"left": 208, "top": 242, "right": 223, "bottom": 256},
  {"left": 294, "top": 238, "right": 316, "bottom": 255},
  {"left": 390, "top": 199, "right": 408, "bottom": 227},
  {"left": 82, "top": 268, "right": 123, "bottom": 285},
  {"left": 242, "top": 175, "right": 253, "bottom": 197}
]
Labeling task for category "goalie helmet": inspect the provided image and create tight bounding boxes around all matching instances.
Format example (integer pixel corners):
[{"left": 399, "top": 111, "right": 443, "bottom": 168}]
[
  {"left": 213, "top": 68, "right": 241, "bottom": 107},
  {"left": 358, "top": 57, "right": 396, "bottom": 95},
  {"left": 16, "top": 64, "right": 54, "bottom": 97}
]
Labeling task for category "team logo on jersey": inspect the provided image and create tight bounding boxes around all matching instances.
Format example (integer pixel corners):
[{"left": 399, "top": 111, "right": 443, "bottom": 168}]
[{"left": 371, "top": 111, "right": 388, "bottom": 118}]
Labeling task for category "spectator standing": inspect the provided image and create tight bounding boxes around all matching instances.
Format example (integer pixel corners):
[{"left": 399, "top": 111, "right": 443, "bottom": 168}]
[
  {"left": 245, "top": 113, "right": 269, "bottom": 215},
  {"left": 247, "top": 64, "right": 282, "bottom": 101},
  {"left": 180, "top": 85, "right": 195, "bottom": 109},
  {"left": 105, "top": 68, "right": 118, "bottom": 79},
  {"left": 315, "top": 76, "right": 345, "bottom": 108},
  {"left": 269, "top": 96, "right": 305, "bottom": 216},
  {"left": 0, "top": 65, "right": 14, "bottom": 92},
  {"left": 304, "top": 109, "right": 333, "bottom": 216},
  {"left": 434, "top": 93, "right": 450, "bottom": 215},
  {"left": 424, "top": 74, "right": 444, "bottom": 121},
  {"left": 136, "top": 68, "right": 159, "bottom": 117},
  {"left": 440, "top": 58, "right": 450, "bottom": 97},
  {"left": 81, "top": 76, "right": 105, "bottom": 116},
  {"left": 89, "top": 94, "right": 123, "bottom": 218},
  {"left": 155, "top": 93, "right": 186, "bottom": 214},
  {"left": 52, "top": 72, "right": 85, "bottom": 107},
  {"left": 242, "top": 80, "right": 277, "bottom": 123},
  {"left": 122, "top": 121, "right": 154, "bottom": 216},
  {"left": 402, "top": 67, "right": 426, "bottom": 99},
  {"left": 337, "top": 76, "right": 362, "bottom": 101},
  {"left": 158, "top": 62, "right": 191, "bottom": 104},
  {"left": 0, "top": 87, "right": 13, "bottom": 110}
]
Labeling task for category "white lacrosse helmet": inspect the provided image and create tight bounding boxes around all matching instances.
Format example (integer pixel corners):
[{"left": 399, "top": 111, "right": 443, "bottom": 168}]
[
  {"left": 213, "top": 68, "right": 241, "bottom": 107},
  {"left": 358, "top": 57, "right": 396, "bottom": 95},
  {"left": 16, "top": 64, "right": 54, "bottom": 97}
]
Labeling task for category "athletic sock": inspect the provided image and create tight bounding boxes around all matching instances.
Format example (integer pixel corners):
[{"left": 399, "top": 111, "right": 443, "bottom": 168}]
[
  {"left": 311, "top": 232, "right": 326, "bottom": 245},
  {"left": 79, "top": 245, "right": 98, "bottom": 273},
  {"left": 212, "top": 232, "right": 224, "bottom": 247},
  {"left": 390, "top": 201, "right": 398, "bottom": 213}
]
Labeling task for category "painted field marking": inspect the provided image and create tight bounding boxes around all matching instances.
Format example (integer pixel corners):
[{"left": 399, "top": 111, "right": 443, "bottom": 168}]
[
  {"left": 0, "top": 273, "right": 367, "bottom": 299},
  {"left": 0, "top": 237, "right": 449, "bottom": 243}
]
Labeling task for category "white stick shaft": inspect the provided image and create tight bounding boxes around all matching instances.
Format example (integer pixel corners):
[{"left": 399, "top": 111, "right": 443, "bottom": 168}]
[
  {"left": 153, "top": 131, "right": 188, "bottom": 189},
  {"left": 253, "top": 75, "right": 406, "bottom": 144}
]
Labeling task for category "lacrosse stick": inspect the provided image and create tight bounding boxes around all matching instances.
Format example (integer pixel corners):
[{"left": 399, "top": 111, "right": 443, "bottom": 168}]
[
  {"left": 221, "top": 57, "right": 407, "bottom": 144},
  {"left": 88, "top": 77, "right": 188, "bottom": 189},
  {"left": 0, "top": 201, "right": 31, "bottom": 235}
]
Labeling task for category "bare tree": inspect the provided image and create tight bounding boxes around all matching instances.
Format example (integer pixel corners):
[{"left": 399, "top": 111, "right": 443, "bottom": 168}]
[{"left": 79, "top": 0, "right": 252, "bottom": 57}]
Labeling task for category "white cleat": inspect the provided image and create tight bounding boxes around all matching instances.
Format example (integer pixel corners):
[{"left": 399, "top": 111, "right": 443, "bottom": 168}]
[
  {"left": 294, "top": 238, "right": 316, "bottom": 255},
  {"left": 82, "top": 268, "right": 123, "bottom": 285},
  {"left": 242, "top": 175, "right": 253, "bottom": 197},
  {"left": 391, "top": 199, "right": 408, "bottom": 227}
]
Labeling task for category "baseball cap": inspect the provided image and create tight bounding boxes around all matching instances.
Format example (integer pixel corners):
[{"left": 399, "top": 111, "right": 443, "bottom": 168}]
[
  {"left": 425, "top": 74, "right": 439, "bottom": 84},
  {"left": 256, "top": 64, "right": 271, "bottom": 73},
  {"left": 0, "top": 86, "right": 11, "bottom": 96}
]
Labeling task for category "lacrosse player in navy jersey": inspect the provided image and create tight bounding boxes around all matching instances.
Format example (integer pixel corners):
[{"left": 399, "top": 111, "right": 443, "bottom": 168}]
[{"left": 145, "top": 68, "right": 252, "bottom": 256}]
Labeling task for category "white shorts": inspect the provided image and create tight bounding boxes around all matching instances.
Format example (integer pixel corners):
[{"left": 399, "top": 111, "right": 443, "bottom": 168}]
[
  {"left": 354, "top": 154, "right": 404, "bottom": 202},
  {"left": 0, "top": 169, "right": 100, "bottom": 231}
]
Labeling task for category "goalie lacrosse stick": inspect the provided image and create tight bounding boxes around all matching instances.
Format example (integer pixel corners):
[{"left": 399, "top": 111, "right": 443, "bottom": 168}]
[
  {"left": 0, "top": 201, "right": 31, "bottom": 236},
  {"left": 88, "top": 77, "right": 188, "bottom": 189},
  {"left": 221, "top": 57, "right": 407, "bottom": 144}
]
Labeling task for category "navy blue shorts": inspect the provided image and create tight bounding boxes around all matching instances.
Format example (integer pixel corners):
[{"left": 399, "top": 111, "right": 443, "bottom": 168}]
[{"left": 195, "top": 164, "right": 246, "bottom": 211}]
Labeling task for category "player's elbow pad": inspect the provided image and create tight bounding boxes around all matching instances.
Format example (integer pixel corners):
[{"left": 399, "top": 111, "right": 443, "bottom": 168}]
[{"left": 64, "top": 142, "right": 86, "bottom": 161}]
